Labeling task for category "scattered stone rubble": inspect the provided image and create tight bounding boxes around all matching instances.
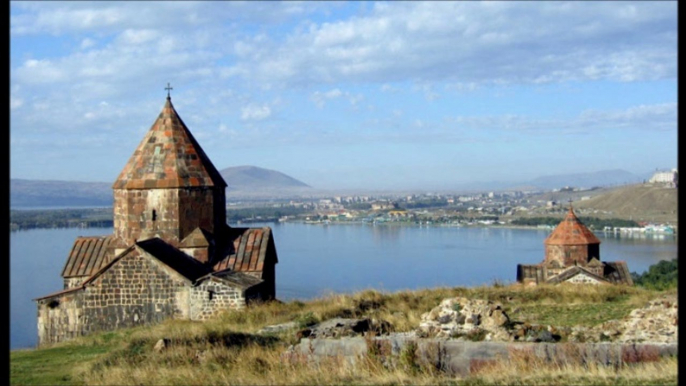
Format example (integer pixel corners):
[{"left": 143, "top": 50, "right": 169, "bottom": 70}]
[
  {"left": 296, "top": 318, "right": 390, "bottom": 339},
  {"left": 153, "top": 338, "right": 170, "bottom": 353},
  {"left": 281, "top": 294, "right": 678, "bottom": 375},
  {"left": 415, "top": 294, "right": 678, "bottom": 344},
  {"left": 417, "top": 297, "right": 512, "bottom": 341},
  {"left": 256, "top": 321, "right": 299, "bottom": 335},
  {"left": 577, "top": 294, "right": 678, "bottom": 343}
]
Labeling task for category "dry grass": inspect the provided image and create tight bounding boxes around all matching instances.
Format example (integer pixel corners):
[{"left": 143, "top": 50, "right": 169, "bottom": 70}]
[
  {"left": 80, "top": 341, "right": 449, "bottom": 385},
  {"left": 572, "top": 183, "right": 678, "bottom": 224},
  {"left": 77, "top": 337, "right": 678, "bottom": 386},
  {"left": 14, "top": 283, "right": 676, "bottom": 386},
  {"left": 465, "top": 349, "right": 678, "bottom": 386}
]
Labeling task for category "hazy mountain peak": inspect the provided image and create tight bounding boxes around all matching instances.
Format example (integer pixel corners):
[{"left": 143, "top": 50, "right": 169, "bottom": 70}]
[{"left": 219, "top": 165, "right": 311, "bottom": 191}]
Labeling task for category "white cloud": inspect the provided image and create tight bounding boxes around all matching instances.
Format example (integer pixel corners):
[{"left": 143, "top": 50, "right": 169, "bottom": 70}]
[
  {"left": 380, "top": 84, "right": 399, "bottom": 93},
  {"left": 240, "top": 104, "right": 272, "bottom": 121},
  {"left": 311, "top": 88, "right": 343, "bottom": 108},
  {"left": 8, "top": 1, "right": 676, "bottom": 183},
  {"left": 10, "top": 97, "right": 24, "bottom": 110},
  {"left": 311, "top": 88, "right": 364, "bottom": 108},
  {"left": 17, "top": 59, "right": 67, "bottom": 84},
  {"left": 577, "top": 103, "right": 677, "bottom": 130},
  {"left": 10, "top": 2, "right": 337, "bottom": 36},
  {"left": 224, "top": 1, "right": 676, "bottom": 87},
  {"left": 80, "top": 38, "right": 96, "bottom": 50},
  {"left": 117, "top": 29, "right": 159, "bottom": 45},
  {"left": 348, "top": 93, "right": 364, "bottom": 106},
  {"left": 10, "top": 1, "right": 676, "bottom": 107},
  {"left": 446, "top": 103, "right": 677, "bottom": 134}
]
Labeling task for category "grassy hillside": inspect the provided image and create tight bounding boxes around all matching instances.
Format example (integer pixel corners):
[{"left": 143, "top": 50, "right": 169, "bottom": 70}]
[
  {"left": 572, "top": 183, "right": 678, "bottom": 224},
  {"left": 10, "top": 284, "right": 677, "bottom": 386}
]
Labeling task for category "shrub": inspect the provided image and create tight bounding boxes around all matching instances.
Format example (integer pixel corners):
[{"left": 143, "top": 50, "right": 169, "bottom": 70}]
[{"left": 631, "top": 258, "right": 677, "bottom": 290}]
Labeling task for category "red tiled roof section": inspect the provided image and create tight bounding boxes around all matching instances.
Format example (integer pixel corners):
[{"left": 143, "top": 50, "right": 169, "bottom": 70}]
[
  {"left": 214, "top": 228, "right": 271, "bottom": 273},
  {"left": 544, "top": 207, "right": 601, "bottom": 246},
  {"left": 112, "top": 97, "right": 226, "bottom": 190},
  {"left": 61, "top": 235, "right": 115, "bottom": 278}
]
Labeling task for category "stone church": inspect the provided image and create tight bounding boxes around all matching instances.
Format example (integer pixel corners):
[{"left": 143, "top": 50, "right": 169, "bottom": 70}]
[
  {"left": 34, "top": 93, "right": 278, "bottom": 345},
  {"left": 516, "top": 205, "right": 633, "bottom": 285}
]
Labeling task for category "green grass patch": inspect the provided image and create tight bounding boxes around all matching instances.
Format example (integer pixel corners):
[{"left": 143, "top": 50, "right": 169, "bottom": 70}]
[
  {"left": 10, "top": 345, "right": 112, "bottom": 385},
  {"left": 510, "top": 301, "right": 639, "bottom": 327}
]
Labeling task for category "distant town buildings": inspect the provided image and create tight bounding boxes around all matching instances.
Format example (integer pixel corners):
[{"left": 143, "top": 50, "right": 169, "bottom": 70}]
[{"left": 371, "top": 201, "right": 399, "bottom": 211}]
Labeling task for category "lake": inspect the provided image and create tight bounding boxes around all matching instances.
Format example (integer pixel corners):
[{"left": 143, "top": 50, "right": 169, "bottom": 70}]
[{"left": 10, "top": 222, "right": 677, "bottom": 350}]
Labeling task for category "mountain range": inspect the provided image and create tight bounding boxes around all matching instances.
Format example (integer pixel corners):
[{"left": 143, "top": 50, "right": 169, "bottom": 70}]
[
  {"left": 221, "top": 165, "right": 310, "bottom": 191},
  {"left": 10, "top": 166, "right": 313, "bottom": 208},
  {"left": 9, "top": 167, "right": 660, "bottom": 208}
]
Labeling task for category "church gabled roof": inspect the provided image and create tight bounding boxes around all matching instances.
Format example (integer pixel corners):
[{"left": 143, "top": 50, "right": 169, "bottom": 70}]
[
  {"left": 135, "top": 238, "right": 212, "bottom": 282},
  {"left": 213, "top": 227, "right": 277, "bottom": 272},
  {"left": 197, "top": 269, "right": 264, "bottom": 290},
  {"left": 545, "top": 265, "right": 610, "bottom": 284},
  {"left": 544, "top": 206, "right": 601, "bottom": 246},
  {"left": 112, "top": 96, "right": 227, "bottom": 190},
  {"left": 61, "top": 235, "right": 115, "bottom": 278}
]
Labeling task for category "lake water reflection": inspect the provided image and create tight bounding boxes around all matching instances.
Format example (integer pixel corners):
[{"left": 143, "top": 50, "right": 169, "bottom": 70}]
[{"left": 10, "top": 223, "right": 677, "bottom": 350}]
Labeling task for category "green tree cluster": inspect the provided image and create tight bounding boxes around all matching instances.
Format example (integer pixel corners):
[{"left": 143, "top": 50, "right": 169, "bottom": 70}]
[
  {"left": 631, "top": 258, "right": 678, "bottom": 290},
  {"left": 511, "top": 217, "right": 639, "bottom": 229},
  {"left": 10, "top": 208, "right": 113, "bottom": 231},
  {"left": 403, "top": 198, "right": 449, "bottom": 209},
  {"left": 226, "top": 206, "right": 309, "bottom": 222}
]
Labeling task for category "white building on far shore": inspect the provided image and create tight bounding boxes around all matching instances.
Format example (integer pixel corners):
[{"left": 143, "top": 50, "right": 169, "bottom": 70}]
[{"left": 648, "top": 169, "right": 678, "bottom": 187}]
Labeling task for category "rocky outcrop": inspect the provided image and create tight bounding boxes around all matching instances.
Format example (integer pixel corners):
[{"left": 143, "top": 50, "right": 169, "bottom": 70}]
[
  {"left": 572, "top": 294, "right": 678, "bottom": 343},
  {"left": 417, "top": 297, "right": 512, "bottom": 341},
  {"left": 298, "top": 318, "right": 391, "bottom": 339},
  {"left": 416, "top": 294, "right": 678, "bottom": 344},
  {"left": 256, "top": 321, "right": 299, "bottom": 335},
  {"left": 284, "top": 338, "right": 678, "bottom": 376},
  {"left": 282, "top": 294, "right": 678, "bottom": 376}
]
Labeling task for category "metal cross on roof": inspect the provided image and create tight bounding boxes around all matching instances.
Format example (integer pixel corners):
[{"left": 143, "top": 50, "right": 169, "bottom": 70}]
[{"left": 165, "top": 82, "right": 173, "bottom": 98}]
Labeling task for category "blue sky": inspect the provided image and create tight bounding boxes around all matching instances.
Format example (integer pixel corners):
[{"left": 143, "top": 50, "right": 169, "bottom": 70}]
[{"left": 10, "top": 1, "right": 677, "bottom": 191}]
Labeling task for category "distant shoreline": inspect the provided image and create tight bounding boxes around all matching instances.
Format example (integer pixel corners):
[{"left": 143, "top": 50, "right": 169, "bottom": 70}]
[{"left": 10, "top": 206, "right": 113, "bottom": 211}]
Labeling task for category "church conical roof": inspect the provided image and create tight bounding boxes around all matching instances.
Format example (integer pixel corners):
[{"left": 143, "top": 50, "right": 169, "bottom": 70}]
[
  {"left": 544, "top": 206, "right": 601, "bottom": 245},
  {"left": 113, "top": 97, "right": 227, "bottom": 190}
]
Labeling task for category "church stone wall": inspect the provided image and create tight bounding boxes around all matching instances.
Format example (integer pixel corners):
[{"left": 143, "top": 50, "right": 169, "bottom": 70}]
[
  {"left": 545, "top": 244, "right": 589, "bottom": 266},
  {"left": 64, "top": 277, "right": 87, "bottom": 289},
  {"left": 566, "top": 273, "right": 602, "bottom": 285},
  {"left": 190, "top": 281, "right": 246, "bottom": 320},
  {"left": 37, "top": 253, "right": 190, "bottom": 345},
  {"left": 36, "top": 292, "right": 84, "bottom": 345},
  {"left": 113, "top": 187, "right": 219, "bottom": 246},
  {"left": 177, "top": 188, "right": 218, "bottom": 242}
]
